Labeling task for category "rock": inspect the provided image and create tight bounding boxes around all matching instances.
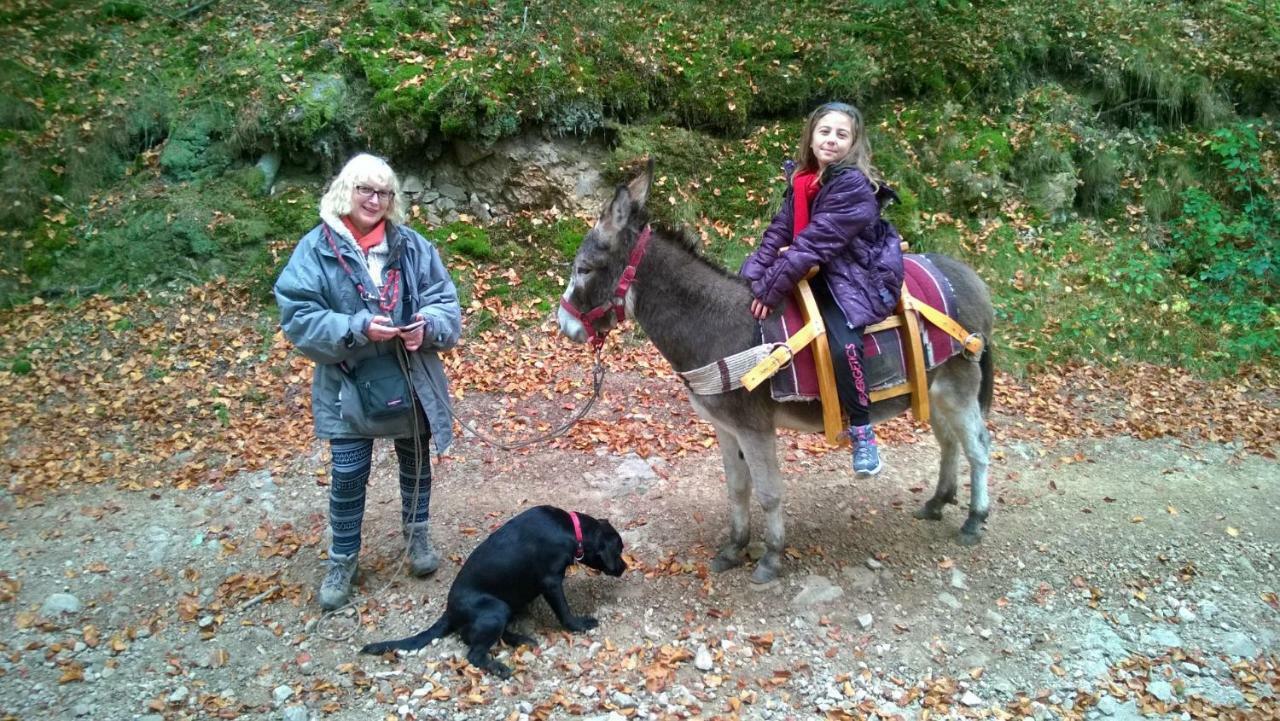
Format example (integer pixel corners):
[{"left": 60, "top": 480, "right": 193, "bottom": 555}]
[
  {"left": 937, "top": 592, "right": 963, "bottom": 610},
  {"left": 168, "top": 686, "right": 190, "bottom": 704},
  {"left": 1177, "top": 606, "right": 1197, "bottom": 623},
  {"left": 437, "top": 182, "right": 468, "bottom": 203},
  {"left": 1147, "top": 680, "right": 1175, "bottom": 703},
  {"left": 273, "top": 685, "right": 295, "bottom": 706},
  {"left": 791, "top": 575, "right": 844, "bottom": 607},
  {"left": 1219, "top": 631, "right": 1258, "bottom": 659},
  {"left": 842, "top": 565, "right": 879, "bottom": 593},
  {"left": 1142, "top": 627, "right": 1183, "bottom": 650},
  {"left": 73, "top": 703, "right": 93, "bottom": 717},
  {"left": 282, "top": 706, "right": 309, "bottom": 721},
  {"left": 1096, "top": 695, "right": 1118, "bottom": 716},
  {"left": 1186, "top": 680, "right": 1246, "bottom": 707},
  {"left": 40, "top": 593, "right": 82, "bottom": 616},
  {"left": 960, "top": 691, "right": 982, "bottom": 707},
  {"left": 694, "top": 646, "right": 713, "bottom": 671},
  {"left": 611, "top": 691, "right": 636, "bottom": 708},
  {"left": 865, "top": 558, "right": 884, "bottom": 571},
  {"left": 857, "top": 614, "right": 874, "bottom": 630},
  {"left": 255, "top": 152, "right": 281, "bottom": 195},
  {"left": 984, "top": 609, "right": 1006, "bottom": 626},
  {"left": 950, "top": 568, "right": 968, "bottom": 590}
]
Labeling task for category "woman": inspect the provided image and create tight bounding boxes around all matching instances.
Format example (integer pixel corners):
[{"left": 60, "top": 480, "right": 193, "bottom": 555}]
[
  {"left": 740, "top": 102, "right": 904, "bottom": 477},
  {"left": 275, "top": 153, "right": 462, "bottom": 610}
]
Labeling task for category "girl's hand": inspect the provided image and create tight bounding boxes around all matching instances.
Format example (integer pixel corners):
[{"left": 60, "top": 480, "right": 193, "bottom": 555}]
[
  {"left": 366, "top": 315, "right": 400, "bottom": 342},
  {"left": 750, "top": 299, "right": 772, "bottom": 320},
  {"left": 400, "top": 314, "right": 426, "bottom": 352}
]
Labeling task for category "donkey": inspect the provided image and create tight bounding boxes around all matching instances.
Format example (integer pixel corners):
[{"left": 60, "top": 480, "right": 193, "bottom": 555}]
[{"left": 558, "top": 163, "right": 995, "bottom": 584}]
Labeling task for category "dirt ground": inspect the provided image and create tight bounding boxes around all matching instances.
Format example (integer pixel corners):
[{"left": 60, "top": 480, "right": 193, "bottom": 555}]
[{"left": 0, "top": 385, "right": 1277, "bottom": 721}]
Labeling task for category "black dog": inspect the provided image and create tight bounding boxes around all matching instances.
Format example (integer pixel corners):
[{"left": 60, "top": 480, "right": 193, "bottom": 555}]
[{"left": 360, "top": 505, "right": 626, "bottom": 677}]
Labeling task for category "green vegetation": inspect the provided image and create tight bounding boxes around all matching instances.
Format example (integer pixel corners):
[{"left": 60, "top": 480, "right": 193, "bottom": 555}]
[{"left": 0, "top": 0, "right": 1275, "bottom": 375}]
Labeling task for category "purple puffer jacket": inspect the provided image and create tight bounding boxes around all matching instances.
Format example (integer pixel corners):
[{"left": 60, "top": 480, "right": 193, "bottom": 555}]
[{"left": 741, "top": 162, "right": 904, "bottom": 329}]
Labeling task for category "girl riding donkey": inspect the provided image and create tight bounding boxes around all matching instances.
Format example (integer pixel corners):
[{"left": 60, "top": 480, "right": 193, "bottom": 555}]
[{"left": 741, "top": 102, "right": 905, "bottom": 477}]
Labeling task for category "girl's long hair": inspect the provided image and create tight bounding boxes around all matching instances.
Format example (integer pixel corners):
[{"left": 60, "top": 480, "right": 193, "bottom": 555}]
[{"left": 795, "top": 102, "right": 882, "bottom": 188}]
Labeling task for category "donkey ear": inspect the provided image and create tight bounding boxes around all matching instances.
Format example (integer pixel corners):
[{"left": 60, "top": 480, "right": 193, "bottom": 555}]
[
  {"left": 626, "top": 157, "right": 654, "bottom": 209},
  {"left": 601, "top": 185, "right": 633, "bottom": 238}
]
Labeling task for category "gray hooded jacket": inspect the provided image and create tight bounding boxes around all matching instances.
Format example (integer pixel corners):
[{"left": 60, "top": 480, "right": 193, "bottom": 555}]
[{"left": 274, "top": 218, "right": 462, "bottom": 453}]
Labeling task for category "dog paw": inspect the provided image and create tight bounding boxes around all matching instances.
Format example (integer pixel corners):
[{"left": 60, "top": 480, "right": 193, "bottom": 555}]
[
  {"left": 567, "top": 616, "right": 598, "bottom": 632},
  {"left": 487, "top": 661, "right": 513, "bottom": 679}
]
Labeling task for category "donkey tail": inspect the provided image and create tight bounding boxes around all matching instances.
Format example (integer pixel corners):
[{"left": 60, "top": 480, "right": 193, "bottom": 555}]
[
  {"left": 978, "top": 342, "right": 994, "bottom": 417},
  {"left": 360, "top": 614, "right": 452, "bottom": 655}
]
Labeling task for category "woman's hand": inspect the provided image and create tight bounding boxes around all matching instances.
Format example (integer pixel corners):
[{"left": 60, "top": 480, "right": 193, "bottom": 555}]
[
  {"left": 750, "top": 298, "right": 772, "bottom": 320},
  {"left": 366, "top": 315, "right": 400, "bottom": 342},
  {"left": 400, "top": 314, "right": 426, "bottom": 352}
]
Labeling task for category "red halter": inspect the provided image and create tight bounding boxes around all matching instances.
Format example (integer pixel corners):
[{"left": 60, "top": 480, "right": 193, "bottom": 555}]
[{"left": 560, "top": 225, "right": 652, "bottom": 349}]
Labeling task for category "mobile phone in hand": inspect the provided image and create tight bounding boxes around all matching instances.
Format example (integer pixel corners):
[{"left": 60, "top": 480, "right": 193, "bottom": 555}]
[{"left": 398, "top": 319, "right": 426, "bottom": 333}]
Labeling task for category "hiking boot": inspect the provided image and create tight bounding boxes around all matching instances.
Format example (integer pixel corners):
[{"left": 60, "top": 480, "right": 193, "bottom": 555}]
[
  {"left": 850, "top": 424, "right": 882, "bottom": 477},
  {"left": 404, "top": 521, "right": 440, "bottom": 577},
  {"left": 318, "top": 551, "right": 358, "bottom": 611}
]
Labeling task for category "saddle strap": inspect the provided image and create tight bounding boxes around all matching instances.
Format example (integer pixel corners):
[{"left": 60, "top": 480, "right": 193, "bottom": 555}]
[
  {"left": 903, "top": 289, "right": 985, "bottom": 357},
  {"left": 679, "top": 343, "right": 782, "bottom": 395}
]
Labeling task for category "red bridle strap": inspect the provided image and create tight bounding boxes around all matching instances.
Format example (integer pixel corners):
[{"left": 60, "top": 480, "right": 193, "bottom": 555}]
[
  {"left": 568, "top": 510, "right": 584, "bottom": 562},
  {"left": 560, "top": 225, "right": 652, "bottom": 349}
]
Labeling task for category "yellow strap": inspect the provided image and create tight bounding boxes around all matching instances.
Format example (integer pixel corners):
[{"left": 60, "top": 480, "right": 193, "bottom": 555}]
[
  {"left": 741, "top": 317, "right": 823, "bottom": 391},
  {"left": 902, "top": 290, "right": 984, "bottom": 356}
]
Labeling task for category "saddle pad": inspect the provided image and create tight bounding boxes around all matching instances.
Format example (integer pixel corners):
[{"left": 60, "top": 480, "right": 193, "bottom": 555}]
[{"left": 761, "top": 254, "right": 963, "bottom": 402}]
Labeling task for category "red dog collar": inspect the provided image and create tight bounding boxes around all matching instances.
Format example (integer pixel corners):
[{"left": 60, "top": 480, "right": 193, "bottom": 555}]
[{"left": 568, "top": 511, "right": 584, "bottom": 562}]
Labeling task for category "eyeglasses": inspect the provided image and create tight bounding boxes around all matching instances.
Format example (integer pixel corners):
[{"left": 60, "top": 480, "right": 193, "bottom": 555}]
[{"left": 355, "top": 185, "right": 395, "bottom": 203}]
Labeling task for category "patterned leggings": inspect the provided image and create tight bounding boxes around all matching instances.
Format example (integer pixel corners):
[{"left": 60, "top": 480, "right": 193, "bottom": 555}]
[
  {"left": 328, "top": 433, "right": 432, "bottom": 557},
  {"left": 813, "top": 277, "right": 870, "bottom": 427}
]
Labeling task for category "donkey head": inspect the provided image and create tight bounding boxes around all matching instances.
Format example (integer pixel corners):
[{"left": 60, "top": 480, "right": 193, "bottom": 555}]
[{"left": 558, "top": 160, "right": 654, "bottom": 345}]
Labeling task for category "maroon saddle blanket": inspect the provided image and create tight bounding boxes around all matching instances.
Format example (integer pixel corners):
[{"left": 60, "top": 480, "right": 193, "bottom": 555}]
[{"left": 761, "top": 254, "right": 963, "bottom": 403}]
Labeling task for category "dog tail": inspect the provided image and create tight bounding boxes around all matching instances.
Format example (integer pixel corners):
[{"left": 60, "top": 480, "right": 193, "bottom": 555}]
[{"left": 360, "top": 614, "right": 452, "bottom": 655}]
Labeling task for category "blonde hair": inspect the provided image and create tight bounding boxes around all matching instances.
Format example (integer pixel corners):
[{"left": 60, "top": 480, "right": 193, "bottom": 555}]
[
  {"left": 796, "top": 102, "right": 882, "bottom": 187},
  {"left": 319, "top": 153, "right": 406, "bottom": 224}
]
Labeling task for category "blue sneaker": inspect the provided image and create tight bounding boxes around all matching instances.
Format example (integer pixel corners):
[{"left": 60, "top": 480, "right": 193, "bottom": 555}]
[{"left": 850, "top": 424, "right": 882, "bottom": 477}]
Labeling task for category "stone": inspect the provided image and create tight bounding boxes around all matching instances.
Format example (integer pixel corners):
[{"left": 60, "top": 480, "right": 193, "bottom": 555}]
[
  {"left": 960, "top": 691, "right": 982, "bottom": 707},
  {"left": 1147, "top": 680, "right": 1175, "bottom": 703},
  {"left": 168, "top": 686, "right": 190, "bottom": 704},
  {"left": 282, "top": 706, "right": 309, "bottom": 721},
  {"left": 937, "top": 592, "right": 963, "bottom": 610},
  {"left": 273, "top": 685, "right": 295, "bottom": 705},
  {"left": 865, "top": 558, "right": 884, "bottom": 570},
  {"left": 40, "top": 593, "right": 82, "bottom": 616},
  {"left": 842, "top": 565, "right": 879, "bottom": 593},
  {"left": 611, "top": 691, "right": 636, "bottom": 708},
  {"left": 950, "top": 568, "right": 969, "bottom": 590},
  {"left": 1142, "top": 627, "right": 1183, "bottom": 650},
  {"left": 1219, "top": 631, "right": 1258, "bottom": 659},
  {"left": 1096, "top": 695, "right": 1118, "bottom": 716},
  {"left": 694, "top": 646, "right": 713, "bottom": 671},
  {"left": 857, "top": 614, "right": 874, "bottom": 630},
  {"left": 791, "top": 575, "right": 845, "bottom": 607}
]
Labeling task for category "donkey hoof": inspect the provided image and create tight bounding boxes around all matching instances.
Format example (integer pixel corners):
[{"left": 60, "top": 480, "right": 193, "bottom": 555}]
[
  {"left": 913, "top": 505, "right": 944, "bottom": 521},
  {"left": 957, "top": 531, "right": 983, "bottom": 546},
  {"left": 749, "top": 557, "right": 781, "bottom": 585},
  {"left": 710, "top": 552, "right": 746, "bottom": 573}
]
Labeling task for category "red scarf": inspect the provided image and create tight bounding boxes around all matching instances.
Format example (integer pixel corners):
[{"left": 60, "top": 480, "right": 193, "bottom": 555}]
[
  {"left": 791, "top": 171, "right": 820, "bottom": 239},
  {"left": 341, "top": 217, "right": 386, "bottom": 253}
]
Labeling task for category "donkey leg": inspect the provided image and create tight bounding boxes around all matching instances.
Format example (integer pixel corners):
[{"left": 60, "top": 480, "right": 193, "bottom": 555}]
[
  {"left": 710, "top": 428, "right": 751, "bottom": 572},
  {"left": 956, "top": 404, "right": 992, "bottom": 546},
  {"left": 915, "top": 426, "right": 960, "bottom": 521},
  {"left": 739, "top": 430, "right": 784, "bottom": 584}
]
